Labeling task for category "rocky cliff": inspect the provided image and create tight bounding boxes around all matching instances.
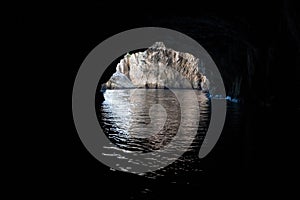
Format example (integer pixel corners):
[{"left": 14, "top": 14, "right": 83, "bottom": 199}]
[{"left": 103, "top": 42, "right": 209, "bottom": 90}]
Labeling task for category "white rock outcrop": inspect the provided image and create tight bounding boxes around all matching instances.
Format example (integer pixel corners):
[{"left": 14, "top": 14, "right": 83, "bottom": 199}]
[{"left": 104, "top": 42, "right": 209, "bottom": 90}]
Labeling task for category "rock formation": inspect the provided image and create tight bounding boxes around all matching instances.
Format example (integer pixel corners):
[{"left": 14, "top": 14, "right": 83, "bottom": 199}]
[{"left": 103, "top": 42, "right": 209, "bottom": 90}]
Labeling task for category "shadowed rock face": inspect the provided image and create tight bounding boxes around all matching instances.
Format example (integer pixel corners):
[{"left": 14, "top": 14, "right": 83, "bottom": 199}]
[{"left": 104, "top": 42, "right": 209, "bottom": 90}]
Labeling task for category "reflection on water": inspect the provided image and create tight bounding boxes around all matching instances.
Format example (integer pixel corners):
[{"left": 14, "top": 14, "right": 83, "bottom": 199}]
[
  {"left": 96, "top": 89, "right": 243, "bottom": 199},
  {"left": 97, "top": 89, "right": 211, "bottom": 175},
  {"left": 100, "top": 89, "right": 181, "bottom": 152}
]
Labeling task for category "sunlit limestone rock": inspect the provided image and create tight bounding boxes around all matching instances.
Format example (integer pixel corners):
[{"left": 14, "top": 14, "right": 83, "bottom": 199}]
[
  {"left": 105, "top": 71, "right": 135, "bottom": 89},
  {"left": 104, "top": 42, "right": 209, "bottom": 90}
]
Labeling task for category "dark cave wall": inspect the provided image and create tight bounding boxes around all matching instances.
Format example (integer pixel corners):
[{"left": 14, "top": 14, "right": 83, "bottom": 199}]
[
  {"left": 144, "top": 16, "right": 264, "bottom": 101},
  {"left": 142, "top": 2, "right": 299, "bottom": 105},
  {"left": 64, "top": 0, "right": 299, "bottom": 106}
]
